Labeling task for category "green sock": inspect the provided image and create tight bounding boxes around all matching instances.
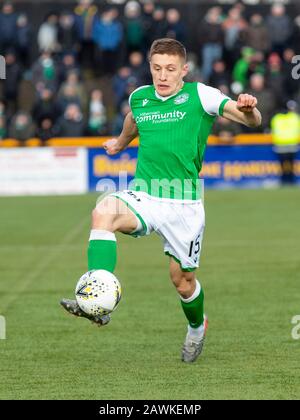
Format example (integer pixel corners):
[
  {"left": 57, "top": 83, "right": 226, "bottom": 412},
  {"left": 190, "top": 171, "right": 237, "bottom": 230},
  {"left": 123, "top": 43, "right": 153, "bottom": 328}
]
[
  {"left": 180, "top": 280, "right": 204, "bottom": 328},
  {"left": 88, "top": 230, "right": 117, "bottom": 273}
]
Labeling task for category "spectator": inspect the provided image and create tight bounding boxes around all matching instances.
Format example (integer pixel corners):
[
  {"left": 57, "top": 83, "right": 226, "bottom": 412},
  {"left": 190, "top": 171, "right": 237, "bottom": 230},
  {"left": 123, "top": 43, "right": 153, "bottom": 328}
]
[
  {"left": 58, "top": 71, "right": 88, "bottom": 112},
  {"left": 9, "top": 111, "right": 35, "bottom": 141},
  {"left": 119, "top": 76, "right": 138, "bottom": 105},
  {"left": 112, "top": 101, "right": 131, "bottom": 136},
  {"left": 232, "top": 47, "right": 256, "bottom": 90},
  {"left": 36, "top": 117, "right": 60, "bottom": 142},
  {"left": 124, "top": 1, "right": 145, "bottom": 55},
  {"left": 57, "top": 11, "right": 79, "bottom": 54},
  {"left": 2, "top": 50, "right": 22, "bottom": 116},
  {"left": 0, "top": 100, "right": 7, "bottom": 136},
  {"left": 243, "top": 14, "right": 271, "bottom": 55},
  {"left": 291, "top": 15, "right": 300, "bottom": 52},
  {"left": 184, "top": 53, "right": 202, "bottom": 83},
  {"left": 58, "top": 52, "right": 80, "bottom": 84},
  {"left": 37, "top": 12, "right": 59, "bottom": 53},
  {"left": 58, "top": 104, "right": 85, "bottom": 137},
  {"left": 93, "top": 8, "right": 123, "bottom": 75},
  {"left": 0, "top": 100, "right": 6, "bottom": 118},
  {"left": 217, "top": 83, "right": 231, "bottom": 97},
  {"left": 74, "top": 0, "right": 98, "bottom": 70},
  {"left": 282, "top": 48, "right": 299, "bottom": 102},
  {"left": 209, "top": 59, "right": 231, "bottom": 88},
  {"left": 112, "top": 66, "right": 132, "bottom": 109},
  {"left": 16, "top": 13, "right": 32, "bottom": 68},
  {"left": 293, "top": 89, "right": 300, "bottom": 116},
  {"left": 149, "top": 8, "right": 168, "bottom": 45},
  {"left": 266, "top": 53, "right": 285, "bottom": 109},
  {"left": 32, "top": 88, "right": 61, "bottom": 124},
  {"left": 0, "top": 115, "right": 7, "bottom": 139},
  {"left": 142, "top": 0, "right": 155, "bottom": 50},
  {"left": 271, "top": 101, "right": 300, "bottom": 185},
  {"left": 165, "top": 8, "right": 186, "bottom": 44},
  {"left": 0, "top": 1, "right": 17, "bottom": 54},
  {"left": 222, "top": 6, "right": 248, "bottom": 64},
  {"left": 247, "top": 73, "right": 277, "bottom": 132},
  {"left": 128, "top": 51, "right": 151, "bottom": 85},
  {"left": 247, "top": 50, "right": 265, "bottom": 79},
  {"left": 86, "top": 89, "right": 107, "bottom": 135},
  {"left": 266, "top": 4, "right": 292, "bottom": 56},
  {"left": 31, "top": 52, "right": 59, "bottom": 94},
  {"left": 198, "top": 7, "right": 224, "bottom": 83},
  {"left": 57, "top": 83, "right": 82, "bottom": 113}
]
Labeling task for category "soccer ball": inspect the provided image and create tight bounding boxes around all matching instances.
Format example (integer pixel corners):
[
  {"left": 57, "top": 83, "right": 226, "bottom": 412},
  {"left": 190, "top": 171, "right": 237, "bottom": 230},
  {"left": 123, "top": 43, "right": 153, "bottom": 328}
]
[{"left": 75, "top": 270, "right": 122, "bottom": 316}]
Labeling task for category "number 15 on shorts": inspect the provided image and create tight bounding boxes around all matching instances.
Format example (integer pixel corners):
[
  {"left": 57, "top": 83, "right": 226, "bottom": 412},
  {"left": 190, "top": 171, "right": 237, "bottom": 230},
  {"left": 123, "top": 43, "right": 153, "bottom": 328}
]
[{"left": 188, "top": 234, "right": 201, "bottom": 262}]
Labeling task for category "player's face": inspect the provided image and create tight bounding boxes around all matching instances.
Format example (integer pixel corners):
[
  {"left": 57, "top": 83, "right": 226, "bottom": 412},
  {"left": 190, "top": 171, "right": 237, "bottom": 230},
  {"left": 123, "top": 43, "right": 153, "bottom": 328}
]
[{"left": 150, "top": 54, "right": 188, "bottom": 97}]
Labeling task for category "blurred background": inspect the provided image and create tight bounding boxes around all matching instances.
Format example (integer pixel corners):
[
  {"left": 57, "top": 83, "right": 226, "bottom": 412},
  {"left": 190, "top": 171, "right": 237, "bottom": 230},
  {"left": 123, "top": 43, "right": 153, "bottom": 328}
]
[{"left": 0, "top": 0, "right": 300, "bottom": 192}]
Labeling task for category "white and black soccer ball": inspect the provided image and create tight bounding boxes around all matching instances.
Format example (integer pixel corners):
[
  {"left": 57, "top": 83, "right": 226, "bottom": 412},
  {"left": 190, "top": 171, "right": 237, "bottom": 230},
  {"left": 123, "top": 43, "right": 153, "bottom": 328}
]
[{"left": 75, "top": 270, "right": 122, "bottom": 316}]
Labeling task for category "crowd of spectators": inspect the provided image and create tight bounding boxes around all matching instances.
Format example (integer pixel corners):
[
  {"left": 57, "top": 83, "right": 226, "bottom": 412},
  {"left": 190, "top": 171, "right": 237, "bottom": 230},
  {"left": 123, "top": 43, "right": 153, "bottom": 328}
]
[{"left": 0, "top": 0, "right": 300, "bottom": 142}]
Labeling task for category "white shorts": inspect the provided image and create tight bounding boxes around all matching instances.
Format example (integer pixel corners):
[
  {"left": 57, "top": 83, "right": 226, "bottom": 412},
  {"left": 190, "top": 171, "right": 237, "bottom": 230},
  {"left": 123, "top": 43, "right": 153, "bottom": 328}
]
[{"left": 110, "top": 190, "right": 205, "bottom": 272}]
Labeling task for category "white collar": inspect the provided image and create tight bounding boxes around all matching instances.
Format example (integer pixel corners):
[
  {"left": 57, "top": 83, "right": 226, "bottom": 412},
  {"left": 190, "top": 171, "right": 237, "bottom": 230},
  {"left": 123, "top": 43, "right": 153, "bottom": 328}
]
[{"left": 154, "top": 83, "right": 185, "bottom": 102}]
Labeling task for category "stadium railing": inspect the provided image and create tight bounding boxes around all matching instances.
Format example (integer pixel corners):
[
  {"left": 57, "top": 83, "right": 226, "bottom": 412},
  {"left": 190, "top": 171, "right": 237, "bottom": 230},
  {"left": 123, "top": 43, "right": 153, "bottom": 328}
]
[{"left": 0, "top": 134, "right": 279, "bottom": 148}]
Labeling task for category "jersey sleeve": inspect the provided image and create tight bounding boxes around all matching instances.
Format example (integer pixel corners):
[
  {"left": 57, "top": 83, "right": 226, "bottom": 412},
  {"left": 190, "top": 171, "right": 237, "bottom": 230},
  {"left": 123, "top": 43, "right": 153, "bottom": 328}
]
[
  {"left": 128, "top": 85, "right": 151, "bottom": 110},
  {"left": 197, "top": 83, "right": 231, "bottom": 117}
]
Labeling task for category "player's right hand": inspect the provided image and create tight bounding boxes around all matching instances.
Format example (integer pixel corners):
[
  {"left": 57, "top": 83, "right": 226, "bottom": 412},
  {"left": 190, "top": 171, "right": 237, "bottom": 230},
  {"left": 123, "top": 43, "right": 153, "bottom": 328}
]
[{"left": 103, "top": 138, "right": 122, "bottom": 155}]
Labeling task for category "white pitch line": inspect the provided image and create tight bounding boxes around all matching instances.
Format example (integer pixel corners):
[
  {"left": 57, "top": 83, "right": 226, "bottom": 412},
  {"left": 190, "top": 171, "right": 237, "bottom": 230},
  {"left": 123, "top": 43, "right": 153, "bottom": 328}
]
[{"left": 0, "top": 218, "right": 89, "bottom": 314}]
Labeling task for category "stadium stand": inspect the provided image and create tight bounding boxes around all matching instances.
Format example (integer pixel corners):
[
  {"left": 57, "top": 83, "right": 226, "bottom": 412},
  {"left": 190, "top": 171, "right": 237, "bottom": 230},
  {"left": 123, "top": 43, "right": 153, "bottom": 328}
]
[{"left": 0, "top": 0, "right": 300, "bottom": 144}]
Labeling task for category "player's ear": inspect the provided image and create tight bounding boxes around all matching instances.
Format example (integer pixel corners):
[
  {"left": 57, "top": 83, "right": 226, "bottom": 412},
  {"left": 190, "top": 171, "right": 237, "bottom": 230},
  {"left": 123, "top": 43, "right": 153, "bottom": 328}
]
[{"left": 182, "top": 63, "right": 189, "bottom": 77}]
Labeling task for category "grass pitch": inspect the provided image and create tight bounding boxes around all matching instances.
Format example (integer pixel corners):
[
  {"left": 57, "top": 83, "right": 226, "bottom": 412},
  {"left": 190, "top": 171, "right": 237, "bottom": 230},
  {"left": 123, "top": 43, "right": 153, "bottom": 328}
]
[{"left": 0, "top": 189, "right": 299, "bottom": 400}]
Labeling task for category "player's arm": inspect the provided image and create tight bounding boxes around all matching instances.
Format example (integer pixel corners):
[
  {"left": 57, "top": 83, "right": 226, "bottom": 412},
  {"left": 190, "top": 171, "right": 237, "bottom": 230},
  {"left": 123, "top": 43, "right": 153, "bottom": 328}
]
[
  {"left": 104, "top": 112, "right": 138, "bottom": 155},
  {"left": 222, "top": 94, "right": 262, "bottom": 128}
]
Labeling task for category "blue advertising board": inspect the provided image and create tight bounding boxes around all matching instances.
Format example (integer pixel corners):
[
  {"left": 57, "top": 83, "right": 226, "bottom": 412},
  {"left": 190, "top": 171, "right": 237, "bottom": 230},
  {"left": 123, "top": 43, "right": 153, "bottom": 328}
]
[
  {"left": 203, "top": 145, "right": 300, "bottom": 188},
  {"left": 88, "top": 145, "right": 300, "bottom": 192},
  {"left": 88, "top": 148, "right": 137, "bottom": 193}
]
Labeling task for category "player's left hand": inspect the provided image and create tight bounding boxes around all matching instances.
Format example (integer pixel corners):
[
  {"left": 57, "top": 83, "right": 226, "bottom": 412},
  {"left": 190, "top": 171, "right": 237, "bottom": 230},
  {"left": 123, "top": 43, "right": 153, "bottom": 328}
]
[{"left": 236, "top": 94, "right": 257, "bottom": 113}]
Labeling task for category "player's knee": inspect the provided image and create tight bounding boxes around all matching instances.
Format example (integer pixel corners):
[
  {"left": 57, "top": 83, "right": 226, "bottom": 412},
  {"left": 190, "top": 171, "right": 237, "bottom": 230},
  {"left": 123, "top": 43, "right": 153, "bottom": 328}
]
[
  {"left": 171, "top": 271, "right": 196, "bottom": 298},
  {"left": 176, "top": 281, "right": 195, "bottom": 299},
  {"left": 92, "top": 207, "right": 102, "bottom": 224},
  {"left": 170, "top": 262, "right": 194, "bottom": 284},
  {"left": 91, "top": 206, "right": 116, "bottom": 231}
]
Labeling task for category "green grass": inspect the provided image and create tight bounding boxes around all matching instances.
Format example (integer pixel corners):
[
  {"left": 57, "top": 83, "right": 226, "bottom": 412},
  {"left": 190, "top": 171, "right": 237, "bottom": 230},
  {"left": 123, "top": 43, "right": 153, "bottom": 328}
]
[{"left": 0, "top": 189, "right": 299, "bottom": 400}]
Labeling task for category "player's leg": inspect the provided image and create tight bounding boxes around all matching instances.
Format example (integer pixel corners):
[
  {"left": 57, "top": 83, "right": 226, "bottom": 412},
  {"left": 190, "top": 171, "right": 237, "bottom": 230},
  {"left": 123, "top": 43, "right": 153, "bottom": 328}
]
[
  {"left": 88, "top": 195, "right": 138, "bottom": 273},
  {"left": 169, "top": 258, "right": 208, "bottom": 363},
  {"left": 61, "top": 195, "right": 139, "bottom": 323},
  {"left": 169, "top": 257, "right": 205, "bottom": 330}
]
